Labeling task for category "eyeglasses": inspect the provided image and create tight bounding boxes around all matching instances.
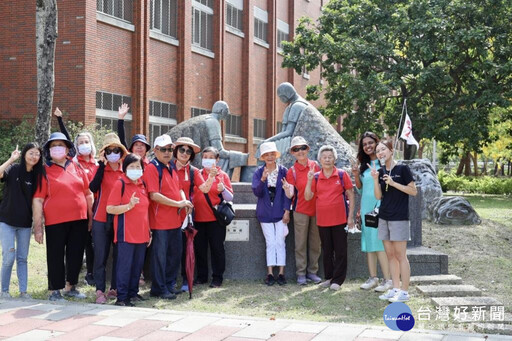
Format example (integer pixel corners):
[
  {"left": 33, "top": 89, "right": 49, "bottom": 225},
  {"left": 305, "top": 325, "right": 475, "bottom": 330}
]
[
  {"left": 291, "top": 145, "right": 308, "bottom": 153},
  {"left": 157, "top": 147, "right": 173, "bottom": 153},
  {"left": 105, "top": 148, "right": 121, "bottom": 155},
  {"left": 178, "top": 146, "right": 193, "bottom": 155}
]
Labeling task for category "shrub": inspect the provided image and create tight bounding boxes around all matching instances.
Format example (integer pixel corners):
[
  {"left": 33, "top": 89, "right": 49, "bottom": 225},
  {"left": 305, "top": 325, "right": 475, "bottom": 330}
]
[{"left": 438, "top": 170, "right": 512, "bottom": 195}]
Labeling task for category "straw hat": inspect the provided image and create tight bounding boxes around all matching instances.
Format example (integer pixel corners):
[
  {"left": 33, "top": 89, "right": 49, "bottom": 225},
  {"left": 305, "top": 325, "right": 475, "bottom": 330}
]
[
  {"left": 259, "top": 141, "right": 281, "bottom": 160},
  {"left": 173, "top": 137, "right": 200, "bottom": 153},
  {"left": 98, "top": 133, "right": 129, "bottom": 156}
]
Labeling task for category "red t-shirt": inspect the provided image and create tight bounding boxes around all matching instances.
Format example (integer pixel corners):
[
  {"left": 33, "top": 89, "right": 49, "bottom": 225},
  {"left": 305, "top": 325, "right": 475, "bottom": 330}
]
[
  {"left": 145, "top": 161, "right": 183, "bottom": 230},
  {"left": 34, "top": 160, "right": 90, "bottom": 226},
  {"left": 93, "top": 163, "right": 124, "bottom": 223},
  {"left": 107, "top": 175, "right": 150, "bottom": 244},
  {"left": 286, "top": 159, "right": 320, "bottom": 216},
  {"left": 175, "top": 163, "right": 206, "bottom": 200},
  {"left": 76, "top": 155, "right": 99, "bottom": 182},
  {"left": 310, "top": 168, "right": 353, "bottom": 227},
  {"left": 192, "top": 167, "right": 232, "bottom": 223}
]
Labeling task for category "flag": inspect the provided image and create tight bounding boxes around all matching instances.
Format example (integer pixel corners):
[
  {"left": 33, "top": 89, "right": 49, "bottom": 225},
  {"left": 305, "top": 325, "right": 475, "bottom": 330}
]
[{"left": 400, "top": 113, "right": 419, "bottom": 148}]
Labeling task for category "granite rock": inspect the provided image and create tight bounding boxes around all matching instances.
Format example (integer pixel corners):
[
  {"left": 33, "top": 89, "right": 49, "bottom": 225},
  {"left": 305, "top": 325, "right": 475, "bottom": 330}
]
[{"left": 427, "top": 196, "right": 481, "bottom": 225}]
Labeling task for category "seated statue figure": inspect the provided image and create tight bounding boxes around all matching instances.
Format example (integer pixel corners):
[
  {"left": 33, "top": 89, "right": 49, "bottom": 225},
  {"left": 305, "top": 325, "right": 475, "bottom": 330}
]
[{"left": 168, "top": 101, "right": 249, "bottom": 175}]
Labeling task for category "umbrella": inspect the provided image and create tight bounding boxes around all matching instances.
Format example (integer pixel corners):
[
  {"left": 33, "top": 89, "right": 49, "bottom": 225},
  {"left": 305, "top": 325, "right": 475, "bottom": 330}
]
[{"left": 183, "top": 214, "right": 197, "bottom": 299}]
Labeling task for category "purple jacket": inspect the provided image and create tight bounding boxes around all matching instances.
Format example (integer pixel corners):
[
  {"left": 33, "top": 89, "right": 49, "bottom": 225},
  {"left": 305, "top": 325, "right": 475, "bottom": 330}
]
[{"left": 252, "top": 165, "right": 291, "bottom": 223}]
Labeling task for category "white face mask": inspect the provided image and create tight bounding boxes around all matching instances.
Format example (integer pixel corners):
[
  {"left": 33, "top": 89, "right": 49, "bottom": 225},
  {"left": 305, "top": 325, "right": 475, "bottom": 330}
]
[
  {"left": 126, "top": 169, "right": 143, "bottom": 181},
  {"left": 78, "top": 144, "right": 92, "bottom": 156},
  {"left": 201, "top": 158, "right": 216, "bottom": 169},
  {"left": 50, "top": 146, "right": 67, "bottom": 159},
  {"left": 106, "top": 152, "right": 121, "bottom": 163}
]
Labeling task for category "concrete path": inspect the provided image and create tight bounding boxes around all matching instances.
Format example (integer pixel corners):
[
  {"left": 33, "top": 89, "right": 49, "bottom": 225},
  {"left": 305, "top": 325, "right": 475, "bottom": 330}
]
[{"left": 0, "top": 298, "right": 511, "bottom": 341}]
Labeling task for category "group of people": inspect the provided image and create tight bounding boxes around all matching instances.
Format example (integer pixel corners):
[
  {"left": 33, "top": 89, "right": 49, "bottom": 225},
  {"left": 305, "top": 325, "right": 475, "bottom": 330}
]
[
  {"left": 253, "top": 132, "right": 417, "bottom": 302},
  {"left": 0, "top": 103, "right": 416, "bottom": 305}
]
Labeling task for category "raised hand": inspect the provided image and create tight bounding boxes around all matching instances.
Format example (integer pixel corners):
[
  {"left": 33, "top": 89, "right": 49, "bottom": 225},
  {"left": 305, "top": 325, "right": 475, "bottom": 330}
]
[
  {"left": 281, "top": 178, "right": 294, "bottom": 198},
  {"left": 368, "top": 163, "right": 379, "bottom": 179},
  {"left": 217, "top": 179, "right": 225, "bottom": 192},
  {"left": 54, "top": 107, "right": 63, "bottom": 117},
  {"left": 10, "top": 145, "right": 20, "bottom": 162},
  {"left": 98, "top": 150, "right": 106, "bottom": 164},
  {"left": 209, "top": 166, "right": 218, "bottom": 178},
  {"left": 261, "top": 167, "right": 269, "bottom": 182},
  {"left": 350, "top": 159, "right": 360, "bottom": 176},
  {"left": 307, "top": 163, "right": 315, "bottom": 180},
  {"left": 118, "top": 103, "right": 130, "bottom": 119},
  {"left": 129, "top": 192, "right": 140, "bottom": 208}
]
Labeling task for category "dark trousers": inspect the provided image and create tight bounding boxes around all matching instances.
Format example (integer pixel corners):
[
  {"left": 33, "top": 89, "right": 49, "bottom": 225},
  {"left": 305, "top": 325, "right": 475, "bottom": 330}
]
[
  {"left": 116, "top": 242, "right": 146, "bottom": 302},
  {"left": 92, "top": 220, "right": 117, "bottom": 292},
  {"left": 85, "top": 231, "right": 94, "bottom": 274},
  {"left": 45, "top": 219, "right": 88, "bottom": 291},
  {"left": 194, "top": 221, "right": 226, "bottom": 284},
  {"left": 318, "top": 224, "right": 348, "bottom": 286},
  {"left": 150, "top": 228, "right": 182, "bottom": 295}
]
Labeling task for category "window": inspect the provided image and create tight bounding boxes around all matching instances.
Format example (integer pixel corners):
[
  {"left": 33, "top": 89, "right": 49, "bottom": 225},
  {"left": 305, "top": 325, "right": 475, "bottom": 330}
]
[
  {"left": 149, "top": 100, "right": 177, "bottom": 145},
  {"left": 191, "top": 107, "right": 209, "bottom": 117},
  {"left": 150, "top": 0, "right": 178, "bottom": 38},
  {"left": 226, "top": 0, "right": 243, "bottom": 32},
  {"left": 95, "top": 91, "right": 132, "bottom": 137},
  {"left": 96, "top": 91, "right": 132, "bottom": 112},
  {"left": 149, "top": 124, "right": 174, "bottom": 147},
  {"left": 97, "top": 0, "right": 133, "bottom": 23},
  {"left": 150, "top": 100, "right": 177, "bottom": 120},
  {"left": 226, "top": 114, "right": 242, "bottom": 136},
  {"left": 253, "top": 118, "right": 266, "bottom": 139},
  {"left": 277, "top": 20, "right": 289, "bottom": 50},
  {"left": 253, "top": 7, "right": 268, "bottom": 44},
  {"left": 192, "top": 0, "right": 213, "bottom": 51}
]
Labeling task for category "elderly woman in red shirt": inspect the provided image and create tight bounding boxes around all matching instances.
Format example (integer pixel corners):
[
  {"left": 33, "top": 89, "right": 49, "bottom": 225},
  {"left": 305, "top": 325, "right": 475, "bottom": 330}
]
[
  {"left": 33, "top": 132, "right": 94, "bottom": 301},
  {"left": 305, "top": 145, "right": 355, "bottom": 291}
]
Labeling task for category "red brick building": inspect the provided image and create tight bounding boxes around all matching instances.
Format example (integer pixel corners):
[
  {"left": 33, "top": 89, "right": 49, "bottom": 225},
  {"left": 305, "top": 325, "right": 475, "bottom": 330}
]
[{"left": 0, "top": 0, "right": 326, "bottom": 164}]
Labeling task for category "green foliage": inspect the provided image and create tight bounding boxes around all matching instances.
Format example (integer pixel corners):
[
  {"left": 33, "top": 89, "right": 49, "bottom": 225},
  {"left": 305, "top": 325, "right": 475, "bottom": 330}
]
[
  {"left": 438, "top": 170, "right": 512, "bottom": 194},
  {"left": 282, "top": 0, "right": 512, "bottom": 157}
]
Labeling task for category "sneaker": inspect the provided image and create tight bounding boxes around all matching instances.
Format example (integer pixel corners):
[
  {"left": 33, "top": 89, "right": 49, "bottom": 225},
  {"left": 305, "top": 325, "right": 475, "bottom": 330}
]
[
  {"left": 84, "top": 273, "right": 95, "bottom": 286},
  {"left": 0, "top": 291, "right": 12, "bottom": 299},
  {"left": 169, "top": 287, "right": 182, "bottom": 295},
  {"left": 374, "top": 279, "right": 393, "bottom": 293},
  {"left": 264, "top": 274, "right": 275, "bottom": 286},
  {"left": 181, "top": 283, "right": 189, "bottom": 292},
  {"left": 150, "top": 291, "right": 177, "bottom": 300},
  {"left": 297, "top": 275, "right": 307, "bottom": 285},
  {"left": 319, "top": 279, "right": 331, "bottom": 288},
  {"left": 115, "top": 299, "right": 135, "bottom": 307},
  {"left": 277, "top": 274, "right": 287, "bottom": 286},
  {"left": 330, "top": 283, "right": 341, "bottom": 291},
  {"left": 62, "top": 287, "right": 86, "bottom": 299},
  {"left": 95, "top": 290, "right": 107, "bottom": 304},
  {"left": 193, "top": 279, "right": 208, "bottom": 285},
  {"left": 379, "top": 288, "right": 399, "bottom": 301},
  {"left": 306, "top": 273, "right": 322, "bottom": 284},
  {"left": 106, "top": 289, "right": 117, "bottom": 299},
  {"left": 19, "top": 293, "right": 32, "bottom": 299},
  {"left": 209, "top": 281, "right": 222, "bottom": 288},
  {"left": 360, "top": 277, "right": 379, "bottom": 290},
  {"left": 48, "top": 290, "right": 65, "bottom": 301},
  {"left": 130, "top": 294, "right": 146, "bottom": 302},
  {"left": 389, "top": 290, "right": 410, "bottom": 303}
]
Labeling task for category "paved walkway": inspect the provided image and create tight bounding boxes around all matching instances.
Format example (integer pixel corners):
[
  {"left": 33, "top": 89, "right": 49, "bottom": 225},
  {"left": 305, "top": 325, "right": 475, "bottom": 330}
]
[{"left": 0, "top": 298, "right": 510, "bottom": 341}]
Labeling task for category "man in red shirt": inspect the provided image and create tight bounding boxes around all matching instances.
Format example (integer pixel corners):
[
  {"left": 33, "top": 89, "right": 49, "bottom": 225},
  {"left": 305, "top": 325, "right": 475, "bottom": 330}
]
[{"left": 146, "top": 134, "right": 193, "bottom": 300}]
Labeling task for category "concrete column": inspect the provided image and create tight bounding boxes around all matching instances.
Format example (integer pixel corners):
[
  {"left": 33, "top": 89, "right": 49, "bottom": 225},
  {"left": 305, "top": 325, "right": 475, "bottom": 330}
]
[
  {"left": 177, "top": 0, "right": 193, "bottom": 122},
  {"left": 213, "top": 0, "right": 225, "bottom": 101},
  {"left": 287, "top": 0, "right": 297, "bottom": 85},
  {"left": 242, "top": 0, "right": 255, "bottom": 164},
  {"left": 266, "top": 0, "right": 277, "bottom": 136},
  {"left": 132, "top": 0, "right": 149, "bottom": 136}
]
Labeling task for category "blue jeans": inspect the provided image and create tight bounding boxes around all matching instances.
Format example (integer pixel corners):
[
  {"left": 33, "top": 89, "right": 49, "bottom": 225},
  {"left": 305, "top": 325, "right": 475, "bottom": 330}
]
[
  {"left": 0, "top": 222, "right": 31, "bottom": 293},
  {"left": 150, "top": 228, "right": 182, "bottom": 295},
  {"left": 92, "top": 220, "right": 117, "bottom": 292},
  {"left": 116, "top": 242, "right": 146, "bottom": 302}
]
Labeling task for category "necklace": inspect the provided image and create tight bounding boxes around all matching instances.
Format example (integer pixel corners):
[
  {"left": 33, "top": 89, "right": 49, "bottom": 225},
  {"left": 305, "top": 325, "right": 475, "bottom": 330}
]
[{"left": 385, "top": 163, "right": 395, "bottom": 192}]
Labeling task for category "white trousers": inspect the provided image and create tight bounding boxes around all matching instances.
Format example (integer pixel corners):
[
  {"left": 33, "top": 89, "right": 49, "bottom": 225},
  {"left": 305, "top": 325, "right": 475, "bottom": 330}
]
[{"left": 260, "top": 220, "right": 287, "bottom": 267}]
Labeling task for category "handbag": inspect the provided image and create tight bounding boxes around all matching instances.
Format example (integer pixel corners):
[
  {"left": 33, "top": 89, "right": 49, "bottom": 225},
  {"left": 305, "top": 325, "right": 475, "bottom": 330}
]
[
  {"left": 204, "top": 193, "right": 235, "bottom": 227},
  {"left": 364, "top": 206, "right": 379, "bottom": 228}
]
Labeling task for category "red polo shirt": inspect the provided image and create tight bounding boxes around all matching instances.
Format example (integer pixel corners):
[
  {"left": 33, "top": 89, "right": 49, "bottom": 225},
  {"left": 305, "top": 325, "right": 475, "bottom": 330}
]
[
  {"left": 175, "top": 162, "right": 206, "bottom": 200},
  {"left": 310, "top": 168, "right": 353, "bottom": 227},
  {"left": 107, "top": 175, "right": 150, "bottom": 243},
  {"left": 76, "top": 155, "right": 99, "bottom": 182},
  {"left": 192, "top": 167, "right": 232, "bottom": 223},
  {"left": 34, "top": 160, "right": 90, "bottom": 226},
  {"left": 145, "top": 160, "right": 183, "bottom": 230},
  {"left": 93, "top": 163, "right": 124, "bottom": 223},
  {"left": 286, "top": 159, "right": 320, "bottom": 216}
]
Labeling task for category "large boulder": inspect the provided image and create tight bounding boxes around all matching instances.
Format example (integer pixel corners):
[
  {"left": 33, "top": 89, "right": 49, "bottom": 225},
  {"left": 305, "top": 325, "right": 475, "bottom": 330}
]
[
  {"left": 400, "top": 159, "right": 443, "bottom": 219},
  {"left": 427, "top": 196, "right": 481, "bottom": 225}
]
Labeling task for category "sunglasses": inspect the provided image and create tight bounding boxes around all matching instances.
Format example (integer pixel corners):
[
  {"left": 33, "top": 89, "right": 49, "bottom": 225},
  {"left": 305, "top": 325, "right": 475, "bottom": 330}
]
[
  {"left": 105, "top": 148, "right": 121, "bottom": 155},
  {"left": 157, "top": 147, "right": 173, "bottom": 153},
  {"left": 178, "top": 146, "right": 193, "bottom": 155},
  {"left": 291, "top": 145, "right": 308, "bottom": 153}
]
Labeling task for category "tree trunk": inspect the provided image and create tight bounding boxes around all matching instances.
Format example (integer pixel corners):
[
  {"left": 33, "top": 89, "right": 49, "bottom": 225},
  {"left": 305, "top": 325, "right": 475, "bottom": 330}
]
[
  {"left": 417, "top": 142, "right": 424, "bottom": 159},
  {"left": 482, "top": 157, "right": 487, "bottom": 175},
  {"left": 464, "top": 153, "right": 471, "bottom": 176},
  {"left": 456, "top": 156, "right": 465, "bottom": 176},
  {"left": 35, "top": 0, "right": 58, "bottom": 146},
  {"left": 471, "top": 151, "right": 478, "bottom": 176},
  {"left": 403, "top": 143, "right": 417, "bottom": 160}
]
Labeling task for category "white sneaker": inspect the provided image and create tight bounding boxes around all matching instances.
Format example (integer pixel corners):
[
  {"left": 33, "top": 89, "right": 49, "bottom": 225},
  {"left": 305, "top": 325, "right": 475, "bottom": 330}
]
[
  {"left": 379, "top": 288, "right": 399, "bottom": 301},
  {"left": 374, "top": 279, "right": 393, "bottom": 292},
  {"left": 360, "top": 277, "right": 379, "bottom": 290},
  {"left": 319, "top": 279, "right": 331, "bottom": 288},
  {"left": 389, "top": 290, "right": 410, "bottom": 303}
]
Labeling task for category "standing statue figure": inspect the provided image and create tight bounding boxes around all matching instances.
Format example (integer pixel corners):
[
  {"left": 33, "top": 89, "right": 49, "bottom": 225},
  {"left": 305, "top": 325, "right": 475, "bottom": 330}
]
[
  {"left": 257, "top": 82, "right": 355, "bottom": 169},
  {"left": 168, "top": 101, "right": 248, "bottom": 175}
]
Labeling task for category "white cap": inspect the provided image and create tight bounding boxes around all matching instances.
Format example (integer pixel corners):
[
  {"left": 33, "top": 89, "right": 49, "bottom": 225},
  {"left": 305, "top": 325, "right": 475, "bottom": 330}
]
[
  {"left": 259, "top": 141, "right": 281, "bottom": 160},
  {"left": 153, "top": 134, "right": 173, "bottom": 148}
]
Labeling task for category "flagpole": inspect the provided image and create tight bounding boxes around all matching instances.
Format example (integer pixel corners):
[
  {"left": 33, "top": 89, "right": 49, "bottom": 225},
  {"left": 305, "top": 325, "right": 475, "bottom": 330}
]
[{"left": 393, "top": 98, "right": 407, "bottom": 161}]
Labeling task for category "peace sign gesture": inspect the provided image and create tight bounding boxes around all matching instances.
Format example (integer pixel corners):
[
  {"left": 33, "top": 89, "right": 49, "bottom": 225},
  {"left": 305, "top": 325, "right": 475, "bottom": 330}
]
[
  {"left": 307, "top": 163, "right": 316, "bottom": 180},
  {"left": 368, "top": 162, "right": 379, "bottom": 179},
  {"left": 9, "top": 145, "right": 20, "bottom": 162}
]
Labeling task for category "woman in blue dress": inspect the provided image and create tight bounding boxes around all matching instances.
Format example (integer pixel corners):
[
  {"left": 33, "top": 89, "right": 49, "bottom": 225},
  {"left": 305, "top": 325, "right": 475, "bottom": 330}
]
[{"left": 352, "top": 132, "right": 391, "bottom": 292}]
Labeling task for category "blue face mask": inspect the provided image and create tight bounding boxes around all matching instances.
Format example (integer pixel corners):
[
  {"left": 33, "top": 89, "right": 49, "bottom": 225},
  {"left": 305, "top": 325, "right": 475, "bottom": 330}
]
[{"left": 126, "top": 169, "right": 143, "bottom": 181}]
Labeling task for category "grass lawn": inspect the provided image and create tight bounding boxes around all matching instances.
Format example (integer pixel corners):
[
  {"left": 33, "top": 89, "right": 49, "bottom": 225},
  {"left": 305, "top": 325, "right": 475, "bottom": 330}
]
[{"left": 5, "top": 193, "right": 511, "bottom": 333}]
